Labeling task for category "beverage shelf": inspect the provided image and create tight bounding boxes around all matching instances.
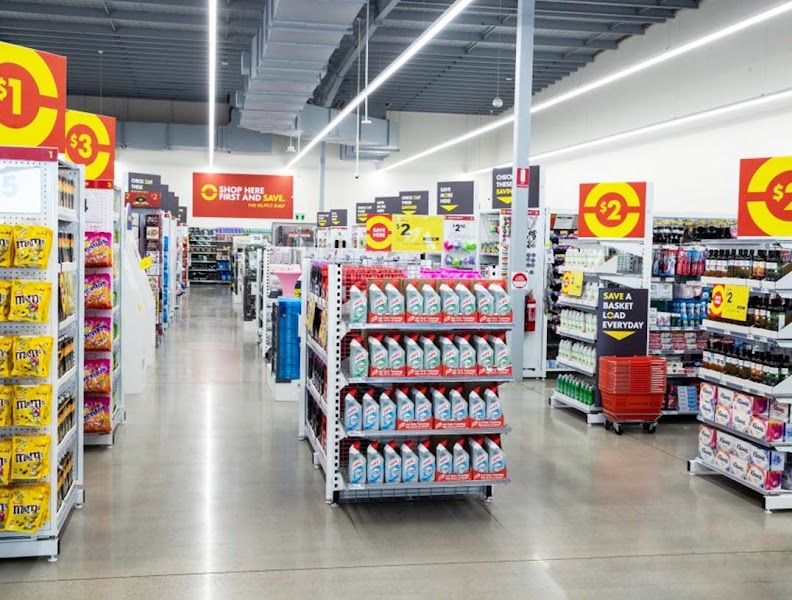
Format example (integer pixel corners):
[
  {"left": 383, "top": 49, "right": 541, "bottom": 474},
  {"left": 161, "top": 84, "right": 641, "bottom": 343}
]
[{"left": 702, "top": 319, "right": 792, "bottom": 349}]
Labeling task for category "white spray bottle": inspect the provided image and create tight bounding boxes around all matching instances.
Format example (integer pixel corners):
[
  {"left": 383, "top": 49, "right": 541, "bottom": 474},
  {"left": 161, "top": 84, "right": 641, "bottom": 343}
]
[
  {"left": 367, "top": 442, "right": 384, "bottom": 483},
  {"left": 453, "top": 439, "right": 470, "bottom": 475},
  {"left": 401, "top": 441, "right": 418, "bottom": 484},
  {"left": 418, "top": 440, "right": 436, "bottom": 483},
  {"left": 344, "top": 391, "right": 361, "bottom": 431},
  {"left": 436, "top": 440, "right": 453, "bottom": 476},
  {"left": 348, "top": 442, "right": 366, "bottom": 484},
  {"left": 384, "top": 441, "right": 401, "bottom": 484},
  {"left": 469, "top": 437, "right": 489, "bottom": 474},
  {"left": 362, "top": 389, "right": 380, "bottom": 431},
  {"left": 484, "top": 437, "right": 506, "bottom": 474},
  {"left": 380, "top": 390, "right": 396, "bottom": 430},
  {"left": 395, "top": 387, "right": 414, "bottom": 424}
]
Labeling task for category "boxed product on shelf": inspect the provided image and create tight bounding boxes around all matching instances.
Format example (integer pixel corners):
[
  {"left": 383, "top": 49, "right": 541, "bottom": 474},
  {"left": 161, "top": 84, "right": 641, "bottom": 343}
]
[
  {"left": 440, "top": 279, "right": 476, "bottom": 324},
  {"left": 441, "top": 334, "right": 477, "bottom": 377},
  {"left": 470, "top": 436, "right": 507, "bottom": 481},
  {"left": 432, "top": 386, "right": 469, "bottom": 430},
  {"left": 475, "top": 279, "right": 512, "bottom": 324},
  {"left": 404, "top": 334, "right": 442, "bottom": 378},
  {"left": 403, "top": 279, "right": 441, "bottom": 324},
  {"left": 367, "top": 279, "right": 405, "bottom": 324},
  {"left": 368, "top": 334, "right": 406, "bottom": 378},
  {"left": 469, "top": 386, "right": 504, "bottom": 428}
]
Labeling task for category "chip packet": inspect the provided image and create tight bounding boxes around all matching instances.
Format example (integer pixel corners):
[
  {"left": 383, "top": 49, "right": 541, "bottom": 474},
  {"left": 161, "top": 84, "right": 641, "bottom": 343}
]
[
  {"left": 84, "top": 358, "right": 112, "bottom": 394},
  {"left": 0, "top": 225, "right": 13, "bottom": 267},
  {"left": 0, "top": 386, "right": 12, "bottom": 427},
  {"left": 84, "top": 317, "right": 112, "bottom": 351},
  {"left": 84, "top": 273, "right": 113, "bottom": 309},
  {"left": 13, "top": 384, "right": 52, "bottom": 427},
  {"left": 11, "top": 336, "right": 53, "bottom": 379},
  {"left": 84, "top": 232, "right": 113, "bottom": 267},
  {"left": 4, "top": 484, "right": 50, "bottom": 533},
  {"left": 13, "top": 225, "right": 53, "bottom": 269},
  {"left": 8, "top": 280, "right": 52, "bottom": 323},
  {"left": 84, "top": 397, "right": 111, "bottom": 433},
  {"left": 0, "top": 438, "right": 11, "bottom": 485},
  {"left": 11, "top": 435, "right": 50, "bottom": 481}
]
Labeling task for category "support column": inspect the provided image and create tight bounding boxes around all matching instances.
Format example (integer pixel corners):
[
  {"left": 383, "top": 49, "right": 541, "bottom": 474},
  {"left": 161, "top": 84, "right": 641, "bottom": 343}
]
[
  {"left": 319, "top": 141, "right": 327, "bottom": 211},
  {"left": 508, "top": 0, "right": 536, "bottom": 380}
]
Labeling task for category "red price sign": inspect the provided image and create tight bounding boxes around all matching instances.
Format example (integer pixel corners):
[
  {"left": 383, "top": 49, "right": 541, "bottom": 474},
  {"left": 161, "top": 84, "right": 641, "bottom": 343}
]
[
  {"left": 65, "top": 110, "right": 116, "bottom": 181},
  {"left": 709, "top": 284, "right": 726, "bottom": 319},
  {"left": 366, "top": 214, "right": 393, "bottom": 251},
  {"left": 738, "top": 157, "right": 792, "bottom": 237},
  {"left": 578, "top": 182, "right": 647, "bottom": 239},
  {"left": 0, "top": 41, "right": 66, "bottom": 151}
]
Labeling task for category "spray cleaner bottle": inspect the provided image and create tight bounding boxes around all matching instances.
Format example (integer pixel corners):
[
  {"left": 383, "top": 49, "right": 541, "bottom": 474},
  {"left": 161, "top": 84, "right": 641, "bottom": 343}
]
[
  {"left": 412, "top": 387, "right": 432, "bottom": 425},
  {"left": 469, "top": 437, "right": 489, "bottom": 474},
  {"left": 348, "top": 282, "right": 367, "bottom": 323},
  {"left": 436, "top": 439, "right": 453, "bottom": 477},
  {"left": 453, "top": 438, "right": 470, "bottom": 475},
  {"left": 473, "top": 282, "right": 495, "bottom": 315},
  {"left": 431, "top": 386, "right": 451, "bottom": 423},
  {"left": 383, "top": 335, "right": 405, "bottom": 370},
  {"left": 380, "top": 390, "right": 396, "bottom": 430},
  {"left": 405, "top": 281, "right": 424, "bottom": 317},
  {"left": 395, "top": 387, "right": 414, "bottom": 424},
  {"left": 368, "top": 282, "right": 387, "bottom": 316},
  {"left": 348, "top": 442, "right": 366, "bottom": 484},
  {"left": 401, "top": 441, "right": 418, "bottom": 483},
  {"left": 484, "top": 436, "right": 506, "bottom": 474},
  {"left": 368, "top": 335, "right": 388, "bottom": 371},
  {"left": 423, "top": 283, "right": 441, "bottom": 315},
  {"left": 348, "top": 335, "right": 369, "bottom": 378},
  {"left": 468, "top": 387, "right": 486, "bottom": 422},
  {"left": 344, "top": 391, "right": 362, "bottom": 431},
  {"left": 418, "top": 440, "right": 436, "bottom": 482},
  {"left": 367, "top": 442, "right": 384, "bottom": 483},
  {"left": 384, "top": 441, "right": 401, "bottom": 484},
  {"left": 362, "top": 389, "right": 380, "bottom": 431},
  {"left": 439, "top": 282, "right": 459, "bottom": 315}
]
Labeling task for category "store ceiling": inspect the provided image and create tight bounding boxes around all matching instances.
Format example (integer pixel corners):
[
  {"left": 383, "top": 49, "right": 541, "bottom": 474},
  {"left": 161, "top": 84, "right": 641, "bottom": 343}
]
[{"left": 0, "top": 0, "right": 699, "bottom": 115}]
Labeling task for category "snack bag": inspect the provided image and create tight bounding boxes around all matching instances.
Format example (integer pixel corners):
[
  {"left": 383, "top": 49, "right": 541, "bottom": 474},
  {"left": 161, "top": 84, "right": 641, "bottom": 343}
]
[
  {"left": 4, "top": 484, "right": 49, "bottom": 533},
  {"left": 13, "top": 384, "right": 52, "bottom": 427},
  {"left": 0, "top": 280, "right": 11, "bottom": 321},
  {"left": 0, "top": 336, "right": 12, "bottom": 376},
  {"left": 0, "top": 225, "right": 13, "bottom": 267},
  {"left": 11, "top": 434, "right": 50, "bottom": 480},
  {"left": 84, "top": 358, "right": 111, "bottom": 394},
  {"left": 84, "top": 232, "right": 113, "bottom": 267},
  {"left": 11, "top": 336, "right": 53, "bottom": 379},
  {"left": 84, "top": 397, "right": 111, "bottom": 433},
  {"left": 0, "top": 386, "right": 12, "bottom": 427},
  {"left": 84, "top": 273, "right": 113, "bottom": 309},
  {"left": 0, "top": 485, "right": 10, "bottom": 530},
  {"left": 13, "top": 225, "right": 53, "bottom": 269},
  {"left": 84, "top": 317, "right": 112, "bottom": 351},
  {"left": 0, "top": 438, "right": 11, "bottom": 485},
  {"left": 8, "top": 280, "right": 52, "bottom": 323}
]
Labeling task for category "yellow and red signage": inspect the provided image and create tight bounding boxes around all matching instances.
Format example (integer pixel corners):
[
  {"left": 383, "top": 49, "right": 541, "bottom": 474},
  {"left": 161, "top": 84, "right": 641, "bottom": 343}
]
[
  {"left": 192, "top": 172, "right": 293, "bottom": 219},
  {"left": 0, "top": 41, "right": 67, "bottom": 151},
  {"left": 578, "top": 181, "right": 646, "bottom": 239},
  {"left": 125, "top": 191, "right": 161, "bottom": 208},
  {"left": 366, "top": 214, "right": 393, "bottom": 251},
  {"left": 65, "top": 110, "right": 116, "bottom": 181},
  {"left": 738, "top": 157, "right": 792, "bottom": 237}
]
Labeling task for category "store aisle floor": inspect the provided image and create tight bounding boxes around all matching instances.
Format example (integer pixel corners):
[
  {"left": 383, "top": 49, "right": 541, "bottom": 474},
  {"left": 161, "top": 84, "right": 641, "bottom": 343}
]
[{"left": 3, "top": 287, "right": 792, "bottom": 599}]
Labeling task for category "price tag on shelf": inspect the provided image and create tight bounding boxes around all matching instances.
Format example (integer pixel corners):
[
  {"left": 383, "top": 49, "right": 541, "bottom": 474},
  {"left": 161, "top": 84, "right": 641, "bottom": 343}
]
[
  {"left": 722, "top": 284, "right": 750, "bottom": 322},
  {"left": 561, "top": 271, "right": 583, "bottom": 297}
]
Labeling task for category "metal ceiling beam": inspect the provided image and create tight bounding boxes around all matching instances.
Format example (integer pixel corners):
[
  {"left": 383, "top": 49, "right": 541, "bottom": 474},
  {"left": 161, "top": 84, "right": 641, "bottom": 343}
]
[
  {"left": 548, "top": 0, "right": 696, "bottom": 8},
  {"left": 59, "top": 0, "right": 264, "bottom": 13},
  {"left": 367, "top": 43, "right": 595, "bottom": 61},
  {"left": 375, "top": 27, "right": 619, "bottom": 49},
  {"left": 0, "top": 31, "right": 246, "bottom": 52}
]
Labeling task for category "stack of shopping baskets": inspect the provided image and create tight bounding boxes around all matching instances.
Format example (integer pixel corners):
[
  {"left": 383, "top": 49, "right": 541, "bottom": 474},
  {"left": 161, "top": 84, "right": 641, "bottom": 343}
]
[{"left": 598, "top": 356, "right": 667, "bottom": 435}]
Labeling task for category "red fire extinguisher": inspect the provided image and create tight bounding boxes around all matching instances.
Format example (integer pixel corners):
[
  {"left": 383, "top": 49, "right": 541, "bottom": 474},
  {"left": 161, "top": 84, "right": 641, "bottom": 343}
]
[{"left": 525, "top": 291, "right": 536, "bottom": 333}]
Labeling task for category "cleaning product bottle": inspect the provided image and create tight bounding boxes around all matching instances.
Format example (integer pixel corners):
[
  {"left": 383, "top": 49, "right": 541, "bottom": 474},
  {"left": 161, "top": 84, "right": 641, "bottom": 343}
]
[
  {"left": 383, "top": 335, "right": 405, "bottom": 370},
  {"left": 484, "top": 437, "right": 506, "bottom": 473},
  {"left": 368, "top": 282, "right": 387, "bottom": 316},
  {"left": 423, "top": 283, "right": 441, "bottom": 315},
  {"left": 418, "top": 440, "right": 436, "bottom": 482},
  {"left": 401, "top": 442, "right": 418, "bottom": 483},
  {"left": 380, "top": 390, "right": 396, "bottom": 430},
  {"left": 489, "top": 281, "right": 511, "bottom": 315},
  {"left": 490, "top": 334, "right": 511, "bottom": 369},
  {"left": 412, "top": 387, "right": 432, "bottom": 424},
  {"left": 348, "top": 283, "right": 367, "bottom": 323},
  {"left": 348, "top": 442, "right": 366, "bottom": 484},
  {"left": 395, "top": 387, "right": 414, "bottom": 424},
  {"left": 362, "top": 389, "right": 380, "bottom": 431},
  {"left": 468, "top": 388, "right": 485, "bottom": 422},
  {"left": 449, "top": 387, "right": 468, "bottom": 422},
  {"left": 384, "top": 441, "right": 401, "bottom": 484},
  {"left": 420, "top": 335, "right": 441, "bottom": 370},
  {"left": 349, "top": 336, "right": 369, "bottom": 378},
  {"left": 431, "top": 386, "right": 451, "bottom": 422},
  {"left": 404, "top": 334, "right": 424, "bottom": 371},
  {"left": 439, "top": 282, "right": 459, "bottom": 315},
  {"left": 484, "top": 387, "right": 502, "bottom": 421},
  {"left": 473, "top": 335, "right": 494, "bottom": 370},
  {"left": 344, "top": 391, "right": 362, "bottom": 431},
  {"left": 439, "top": 335, "right": 459, "bottom": 370},
  {"left": 469, "top": 437, "right": 489, "bottom": 474},
  {"left": 368, "top": 335, "right": 388, "bottom": 371},
  {"left": 456, "top": 282, "right": 476, "bottom": 315},
  {"left": 436, "top": 440, "right": 453, "bottom": 476},
  {"left": 405, "top": 281, "right": 424, "bottom": 316},
  {"left": 453, "top": 439, "right": 470, "bottom": 475},
  {"left": 455, "top": 335, "right": 476, "bottom": 369},
  {"left": 367, "top": 442, "right": 384, "bottom": 483},
  {"left": 473, "top": 282, "right": 495, "bottom": 315},
  {"left": 385, "top": 281, "right": 405, "bottom": 315}
]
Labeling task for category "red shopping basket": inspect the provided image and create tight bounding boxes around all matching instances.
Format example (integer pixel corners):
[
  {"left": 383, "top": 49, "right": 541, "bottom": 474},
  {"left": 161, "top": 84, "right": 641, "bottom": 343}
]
[{"left": 598, "top": 357, "right": 666, "bottom": 434}]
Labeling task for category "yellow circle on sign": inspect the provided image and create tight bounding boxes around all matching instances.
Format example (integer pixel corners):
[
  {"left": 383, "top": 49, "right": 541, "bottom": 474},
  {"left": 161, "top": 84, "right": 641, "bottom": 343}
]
[
  {"left": 201, "top": 183, "right": 218, "bottom": 201},
  {"left": 582, "top": 182, "right": 641, "bottom": 239},
  {"left": 366, "top": 215, "right": 392, "bottom": 251},
  {"left": 746, "top": 156, "right": 792, "bottom": 236},
  {"left": 139, "top": 256, "right": 153, "bottom": 270}
]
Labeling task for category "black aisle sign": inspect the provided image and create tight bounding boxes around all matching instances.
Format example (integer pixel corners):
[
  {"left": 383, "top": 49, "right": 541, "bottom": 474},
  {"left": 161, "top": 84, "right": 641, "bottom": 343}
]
[
  {"left": 492, "top": 167, "right": 512, "bottom": 209},
  {"left": 317, "top": 212, "right": 330, "bottom": 228},
  {"left": 177, "top": 207, "right": 187, "bottom": 224},
  {"left": 356, "top": 202, "right": 375, "bottom": 224},
  {"left": 374, "top": 196, "right": 401, "bottom": 214},
  {"left": 399, "top": 190, "right": 429, "bottom": 215},
  {"left": 437, "top": 181, "right": 474, "bottom": 214},
  {"left": 330, "top": 209, "right": 347, "bottom": 226},
  {"left": 128, "top": 172, "right": 161, "bottom": 192},
  {"left": 596, "top": 288, "right": 649, "bottom": 357}
]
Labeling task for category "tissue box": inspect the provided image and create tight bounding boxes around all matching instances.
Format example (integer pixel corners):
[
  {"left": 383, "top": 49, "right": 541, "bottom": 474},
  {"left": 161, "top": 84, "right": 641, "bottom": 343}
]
[
  {"left": 733, "top": 392, "right": 769, "bottom": 417},
  {"left": 717, "top": 387, "right": 735, "bottom": 410},
  {"left": 748, "top": 416, "right": 789, "bottom": 442},
  {"left": 700, "top": 401, "right": 715, "bottom": 421},
  {"left": 714, "top": 405, "right": 732, "bottom": 427},
  {"left": 699, "top": 425, "right": 717, "bottom": 448},
  {"left": 700, "top": 382, "right": 718, "bottom": 406},
  {"left": 717, "top": 431, "right": 736, "bottom": 454},
  {"left": 746, "top": 464, "right": 783, "bottom": 491},
  {"left": 699, "top": 444, "right": 716, "bottom": 465},
  {"left": 769, "top": 400, "right": 791, "bottom": 422},
  {"left": 732, "top": 438, "right": 753, "bottom": 462},
  {"left": 731, "top": 411, "right": 751, "bottom": 434},
  {"left": 714, "top": 450, "right": 731, "bottom": 472},
  {"left": 749, "top": 446, "right": 785, "bottom": 471},
  {"left": 730, "top": 455, "right": 750, "bottom": 480}
]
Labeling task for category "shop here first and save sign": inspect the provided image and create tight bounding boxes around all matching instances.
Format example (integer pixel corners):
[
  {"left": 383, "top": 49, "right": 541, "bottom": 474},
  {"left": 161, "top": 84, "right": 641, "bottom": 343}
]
[{"left": 192, "top": 172, "right": 294, "bottom": 219}]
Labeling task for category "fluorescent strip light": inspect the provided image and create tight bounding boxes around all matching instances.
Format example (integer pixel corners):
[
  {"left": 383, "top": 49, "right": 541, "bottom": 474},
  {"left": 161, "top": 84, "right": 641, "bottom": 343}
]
[
  {"left": 384, "top": 0, "right": 792, "bottom": 172},
  {"left": 208, "top": 0, "right": 217, "bottom": 167},
  {"left": 285, "top": 0, "right": 474, "bottom": 169},
  {"left": 466, "top": 88, "right": 792, "bottom": 173}
]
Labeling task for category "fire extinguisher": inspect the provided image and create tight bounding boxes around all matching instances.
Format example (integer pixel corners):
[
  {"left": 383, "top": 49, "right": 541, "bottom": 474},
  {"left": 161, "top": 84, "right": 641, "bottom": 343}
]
[{"left": 525, "top": 291, "right": 536, "bottom": 333}]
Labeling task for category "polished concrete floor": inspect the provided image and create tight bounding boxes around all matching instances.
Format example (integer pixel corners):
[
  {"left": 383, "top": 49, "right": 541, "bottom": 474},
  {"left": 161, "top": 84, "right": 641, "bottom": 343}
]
[{"left": 2, "top": 286, "right": 792, "bottom": 599}]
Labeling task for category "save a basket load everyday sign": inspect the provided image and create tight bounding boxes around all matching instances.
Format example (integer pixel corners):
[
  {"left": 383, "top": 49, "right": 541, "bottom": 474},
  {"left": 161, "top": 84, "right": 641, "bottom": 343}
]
[{"left": 597, "top": 288, "right": 649, "bottom": 357}]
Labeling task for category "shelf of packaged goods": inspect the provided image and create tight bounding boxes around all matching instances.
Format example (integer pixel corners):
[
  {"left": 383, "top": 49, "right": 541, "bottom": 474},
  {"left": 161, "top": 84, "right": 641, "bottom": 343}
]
[
  {"left": 343, "top": 477, "right": 510, "bottom": 492},
  {"left": 307, "top": 291, "right": 327, "bottom": 310},
  {"left": 56, "top": 425, "right": 78, "bottom": 456},
  {"left": 85, "top": 405, "right": 124, "bottom": 446},
  {"left": 305, "top": 424, "right": 327, "bottom": 473},
  {"left": 698, "top": 367, "right": 792, "bottom": 402},
  {"left": 688, "top": 457, "right": 792, "bottom": 511},
  {"left": 667, "top": 372, "right": 700, "bottom": 379},
  {"left": 59, "top": 262, "right": 77, "bottom": 273},
  {"left": 661, "top": 409, "right": 698, "bottom": 416},
  {"left": 555, "top": 357, "right": 596, "bottom": 377},
  {"left": 55, "top": 482, "right": 78, "bottom": 531},
  {"left": 557, "top": 298, "right": 598, "bottom": 312},
  {"left": 306, "top": 336, "right": 328, "bottom": 363},
  {"left": 700, "top": 273, "right": 792, "bottom": 298},
  {"left": 556, "top": 328, "right": 597, "bottom": 343},
  {"left": 698, "top": 415, "right": 792, "bottom": 451},
  {"left": 343, "top": 320, "right": 513, "bottom": 332},
  {"left": 564, "top": 238, "right": 645, "bottom": 257},
  {"left": 345, "top": 425, "right": 512, "bottom": 439},
  {"left": 342, "top": 372, "right": 513, "bottom": 386},
  {"left": 189, "top": 268, "right": 218, "bottom": 272},
  {"left": 57, "top": 366, "right": 77, "bottom": 389},
  {"left": 702, "top": 319, "right": 792, "bottom": 348},
  {"left": 57, "top": 207, "right": 78, "bottom": 222},
  {"left": 651, "top": 326, "right": 702, "bottom": 332},
  {"left": 550, "top": 390, "right": 602, "bottom": 415},
  {"left": 306, "top": 379, "right": 328, "bottom": 416},
  {"left": 649, "top": 348, "right": 703, "bottom": 356},
  {"left": 58, "top": 313, "right": 77, "bottom": 332},
  {"left": 546, "top": 360, "right": 576, "bottom": 373}
]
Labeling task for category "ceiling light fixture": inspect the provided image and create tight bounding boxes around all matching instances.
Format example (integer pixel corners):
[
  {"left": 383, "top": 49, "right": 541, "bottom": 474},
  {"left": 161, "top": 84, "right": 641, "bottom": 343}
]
[
  {"left": 362, "top": 1, "right": 372, "bottom": 125},
  {"left": 208, "top": 0, "right": 217, "bottom": 167},
  {"left": 465, "top": 87, "right": 792, "bottom": 174},
  {"left": 285, "top": 0, "right": 475, "bottom": 169},
  {"left": 383, "top": 0, "right": 792, "bottom": 172}
]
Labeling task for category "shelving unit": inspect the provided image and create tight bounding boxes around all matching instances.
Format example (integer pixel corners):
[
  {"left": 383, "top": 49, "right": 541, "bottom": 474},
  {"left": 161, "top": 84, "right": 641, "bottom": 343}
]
[
  {"left": 0, "top": 148, "right": 85, "bottom": 560},
  {"left": 299, "top": 259, "right": 513, "bottom": 504},
  {"left": 188, "top": 228, "right": 233, "bottom": 284},
  {"left": 546, "top": 212, "right": 578, "bottom": 373}
]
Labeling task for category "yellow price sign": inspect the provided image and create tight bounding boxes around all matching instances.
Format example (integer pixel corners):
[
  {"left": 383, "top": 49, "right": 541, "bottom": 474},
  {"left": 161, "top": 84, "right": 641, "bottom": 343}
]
[
  {"left": 392, "top": 215, "right": 443, "bottom": 253},
  {"left": 65, "top": 110, "right": 116, "bottom": 181},
  {"left": 722, "top": 284, "right": 750, "bottom": 322},
  {"left": 738, "top": 157, "right": 792, "bottom": 237},
  {"left": 561, "top": 271, "right": 583, "bottom": 297},
  {"left": 578, "top": 182, "right": 647, "bottom": 239},
  {"left": 139, "top": 256, "right": 153, "bottom": 270},
  {"left": 0, "top": 41, "right": 67, "bottom": 151}
]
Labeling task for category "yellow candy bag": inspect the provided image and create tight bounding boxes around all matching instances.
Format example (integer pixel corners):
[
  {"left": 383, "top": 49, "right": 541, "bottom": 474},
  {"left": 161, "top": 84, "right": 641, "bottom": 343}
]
[
  {"left": 0, "top": 486, "right": 10, "bottom": 530},
  {"left": 4, "top": 484, "right": 49, "bottom": 533},
  {"left": 0, "top": 438, "right": 11, "bottom": 485},
  {"left": 0, "top": 386, "right": 11, "bottom": 427},
  {"left": 0, "top": 225, "right": 13, "bottom": 267},
  {"left": 11, "top": 336, "right": 53, "bottom": 379},
  {"left": 8, "top": 281, "right": 52, "bottom": 323},
  {"left": 0, "top": 337, "right": 12, "bottom": 377},
  {"left": 0, "top": 281, "right": 11, "bottom": 321},
  {"left": 13, "top": 385, "right": 51, "bottom": 427},
  {"left": 11, "top": 435, "right": 50, "bottom": 481},
  {"left": 13, "top": 225, "right": 53, "bottom": 269}
]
